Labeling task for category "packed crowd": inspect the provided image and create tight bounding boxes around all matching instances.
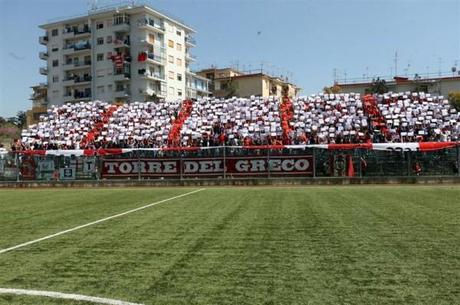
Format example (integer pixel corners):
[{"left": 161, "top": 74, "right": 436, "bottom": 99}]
[
  {"left": 376, "top": 92, "right": 459, "bottom": 142},
  {"left": 13, "top": 92, "right": 459, "bottom": 151}
]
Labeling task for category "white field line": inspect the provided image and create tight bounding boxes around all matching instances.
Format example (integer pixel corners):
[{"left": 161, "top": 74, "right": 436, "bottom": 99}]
[
  {"left": 0, "top": 288, "right": 143, "bottom": 305},
  {"left": 0, "top": 189, "right": 205, "bottom": 255}
]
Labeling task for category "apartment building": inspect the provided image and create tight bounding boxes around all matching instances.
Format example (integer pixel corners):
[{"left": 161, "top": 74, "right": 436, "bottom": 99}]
[
  {"left": 185, "top": 72, "right": 211, "bottom": 99},
  {"left": 38, "top": 3, "right": 204, "bottom": 106},
  {"left": 197, "top": 67, "right": 301, "bottom": 98},
  {"left": 334, "top": 75, "right": 460, "bottom": 97}
]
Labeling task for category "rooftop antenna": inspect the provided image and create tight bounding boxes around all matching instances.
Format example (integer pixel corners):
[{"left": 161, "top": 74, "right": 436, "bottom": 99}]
[
  {"left": 89, "top": 0, "right": 98, "bottom": 11},
  {"left": 394, "top": 50, "right": 398, "bottom": 76},
  {"left": 438, "top": 57, "right": 442, "bottom": 77},
  {"left": 404, "top": 63, "right": 411, "bottom": 76}
]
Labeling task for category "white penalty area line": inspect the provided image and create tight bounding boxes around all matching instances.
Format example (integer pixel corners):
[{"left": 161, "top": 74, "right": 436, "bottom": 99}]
[
  {"left": 0, "top": 288, "right": 143, "bottom": 305},
  {"left": 0, "top": 188, "right": 205, "bottom": 255}
]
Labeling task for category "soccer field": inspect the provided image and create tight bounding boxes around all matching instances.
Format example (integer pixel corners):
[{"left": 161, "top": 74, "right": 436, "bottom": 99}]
[{"left": 0, "top": 186, "right": 459, "bottom": 305}]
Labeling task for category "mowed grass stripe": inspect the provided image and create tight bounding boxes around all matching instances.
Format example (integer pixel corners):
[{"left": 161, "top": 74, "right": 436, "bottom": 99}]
[
  {"left": 0, "top": 186, "right": 459, "bottom": 305},
  {"left": 0, "top": 188, "right": 198, "bottom": 249}
]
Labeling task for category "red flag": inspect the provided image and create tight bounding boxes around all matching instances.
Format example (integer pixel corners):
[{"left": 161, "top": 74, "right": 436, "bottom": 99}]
[{"left": 347, "top": 155, "right": 355, "bottom": 177}]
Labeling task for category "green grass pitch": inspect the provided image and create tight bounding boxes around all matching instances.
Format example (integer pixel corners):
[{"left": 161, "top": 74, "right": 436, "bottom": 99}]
[{"left": 0, "top": 186, "right": 459, "bottom": 305}]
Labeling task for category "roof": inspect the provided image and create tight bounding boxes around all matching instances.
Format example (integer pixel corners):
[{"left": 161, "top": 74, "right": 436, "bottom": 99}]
[
  {"left": 40, "top": 4, "right": 195, "bottom": 33},
  {"left": 337, "top": 75, "right": 460, "bottom": 88},
  {"left": 216, "top": 73, "right": 301, "bottom": 89}
]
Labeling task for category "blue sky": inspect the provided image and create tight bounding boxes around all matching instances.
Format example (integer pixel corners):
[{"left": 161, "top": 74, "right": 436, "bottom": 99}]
[{"left": 0, "top": 0, "right": 459, "bottom": 117}]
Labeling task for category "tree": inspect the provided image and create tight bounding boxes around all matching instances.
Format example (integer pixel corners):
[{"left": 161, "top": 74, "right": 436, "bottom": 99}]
[
  {"left": 16, "top": 111, "right": 26, "bottom": 128},
  {"left": 368, "top": 78, "right": 388, "bottom": 94},
  {"left": 224, "top": 81, "right": 237, "bottom": 99},
  {"left": 448, "top": 91, "right": 460, "bottom": 111},
  {"left": 5, "top": 111, "right": 26, "bottom": 128},
  {"left": 323, "top": 84, "right": 342, "bottom": 94}
]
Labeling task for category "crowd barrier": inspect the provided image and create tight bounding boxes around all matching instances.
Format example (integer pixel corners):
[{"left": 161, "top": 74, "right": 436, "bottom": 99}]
[{"left": 1, "top": 143, "right": 459, "bottom": 182}]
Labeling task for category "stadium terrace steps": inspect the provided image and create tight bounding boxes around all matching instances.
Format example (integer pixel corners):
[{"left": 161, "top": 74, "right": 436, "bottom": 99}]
[
  {"left": 168, "top": 99, "right": 193, "bottom": 146},
  {"left": 18, "top": 93, "right": 459, "bottom": 151}
]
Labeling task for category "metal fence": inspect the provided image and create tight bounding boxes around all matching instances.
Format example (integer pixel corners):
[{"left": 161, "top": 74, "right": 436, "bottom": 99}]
[{"left": 1, "top": 147, "right": 459, "bottom": 182}]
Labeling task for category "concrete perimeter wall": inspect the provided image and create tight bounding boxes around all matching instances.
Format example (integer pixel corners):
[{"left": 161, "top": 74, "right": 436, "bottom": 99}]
[{"left": 1, "top": 176, "right": 460, "bottom": 188}]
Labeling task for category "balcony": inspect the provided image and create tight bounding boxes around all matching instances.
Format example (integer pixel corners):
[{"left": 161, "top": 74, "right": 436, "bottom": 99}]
[
  {"left": 62, "top": 77, "right": 75, "bottom": 86},
  {"left": 63, "top": 94, "right": 74, "bottom": 103},
  {"left": 63, "top": 26, "right": 91, "bottom": 38},
  {"left": 185, "top": 53, "right": 196, "bottom": 62},
  {"left": 113, "top": 22, "right": 130, "bottom": 33},
  {"left": 143, "top": 88, "right": 166, "bottom": 98},
  {"left": 63, "top": 60, "right": 91, "bottom": 71},
  {"left": 113, "top": 72, "right": 131, "bottom": 82},
  {"left": 73, "top": 90, "right": 92, "bottom": 101},
  {"left": 74, "top": 28, "right": 91, "bottom": 37},
  {"left": 139, "top": 70, "right": 165, "bottom": 82},
  {"left": 74, "top": 75, "right": 92, "bottom": 85},
  {"left": 39, "top": 36, "right": 48, "bottom": 45},
  {"left": 114, "top": 89, "right": 131, "bottom": 98},
  {"left": 62, "top": 28, "right": 74, "bottom": 38},
  {"left": 146, "top": 53, "right": 166, "bottom": 65},
  {"left": 39, "top": 67, "right": 48, "bottom": 75},
  {"left": 114, "top": 38, "right": 131, "bottom": 49},
  {"left": 185, "top": 36, "right": 196, "bottom": 46},
  {"left": 138, "top": 19, "right": 165, "bottom": 33},
  {"left": 63, "top": 42, "right": 91, "bottom": 55},
  {"left": 139, "top": 39, "right": 165, "bottom": 49},
  {"left": 39, "top": 51, "right": 48, "bottom": 60}
]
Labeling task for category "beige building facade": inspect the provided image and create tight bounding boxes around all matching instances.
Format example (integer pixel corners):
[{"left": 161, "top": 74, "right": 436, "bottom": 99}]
[
  {"left": 335, "top": 76, "right": 460, "bottom": 97},
  {"left": 197, "top": 68, "right": 300, "bottom": 98},
  {"left": 38, "top": 3, "right": 207, "bottom": 106}
]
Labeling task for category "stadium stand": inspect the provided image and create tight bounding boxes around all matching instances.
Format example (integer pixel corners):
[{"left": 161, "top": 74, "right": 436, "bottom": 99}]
[
  {"left": 15, "top": 92, "right": 459, "bottom": 150},
  {"left": 376, "top": 92, "right": 459, "bottom": 142}
]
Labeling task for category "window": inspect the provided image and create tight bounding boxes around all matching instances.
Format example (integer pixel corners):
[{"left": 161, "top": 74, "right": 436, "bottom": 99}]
[
  {"left": 176, "top": 30, "right": 181, "bottom": 36},
  {"left": 169, "top": 87, "right": 174, "bottom": 95},
  {"left": 177, "top": 73, "right": 182, "bottom": 81},
  {"left": 97, "top": 37, "right": 104, "bottom": 45},
  {"left": 176, "top": 43, "right": 182, "bottom": 52},
  {"left": 168, "top": 40, "right": 174, "bottom": 48},
  {"left": 107, "top": 68, "right": 113, "bottom": 75},
  {"left": 52, "top": 60, "right": 59, "bottom": 67},
  {"left": 96, "top": 22, "right": 104, "bottom": 29},
  {"left": 176, "top": 58, "right": 182, "bottom": 67},
  {"left": 168, "top": 71, "right": 174, "bottom": 80},
  {"left": 52, "top": 75, "right": 59, "bottom": 83},
  {"left": 97, "top": 53, "right": 104, "bottom": 61},
  {"left": 177, "top": 89, "right": 182, "bottom": 97},
  {"left": 106, "top": 51, "right": 112, "bottom": 60},
  {"left": 97, "top": 69, "right": 104, "bottom": 77},
  {"left": 51, "top": 29, "right": 58, "bottom": 36},
  {"left": 106, "top": 35, "right": 112, "bottom": 43},
  {"left": 148, "top": 34, "right": 155, "bottom": 43},
  {"left": 51, "top": 44, "right": 58, "bottom": 52},
  {"left": 107, "top": 84, "right": 113, "bottom": 92},
  {"left": 97, "top": 86, "right": 105, "bottom": 94},
  {"left": 168, "top": 55, "right": 174, "bottom": 64}
]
